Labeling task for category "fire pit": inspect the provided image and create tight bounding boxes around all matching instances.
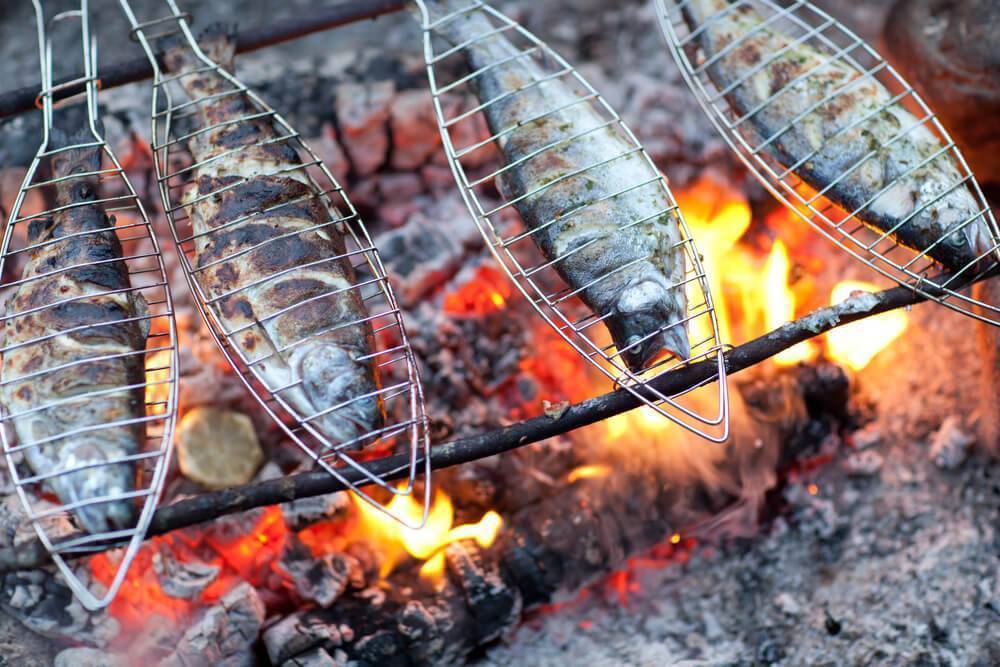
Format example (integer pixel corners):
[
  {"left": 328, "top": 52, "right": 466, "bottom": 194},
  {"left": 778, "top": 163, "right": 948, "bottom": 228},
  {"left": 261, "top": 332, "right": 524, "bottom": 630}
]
[{"left": 0, "top": 1, "right": 996, "bottom": 666}]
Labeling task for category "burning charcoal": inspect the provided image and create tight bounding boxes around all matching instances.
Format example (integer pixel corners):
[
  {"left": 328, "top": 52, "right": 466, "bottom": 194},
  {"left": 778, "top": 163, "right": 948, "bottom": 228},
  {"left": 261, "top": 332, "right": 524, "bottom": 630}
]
[
  {"left": 335, "top": 81, "right": 394, "bottom": 177},
  {"left": 928, "top": 416, "right": 975, "bottom": 470},
  {"left": 375, "top": 195, "right": 483, "bottom": 308},
  {"left": 276, "top": 537, "right": 360, "bottom": 608},
  {"left": 307, "top": 123, "right": 350, "bottom": 186},
  {"left": 444, "top": 540, "right": 522, "bottom": 644},
  {"left": 152, "top": 550, "right": 220, "bottom": 600},
  {"left": 158, "top": 583, "right": 265, "bottom": 667},
  {"left": 263, "top": 612, "right": 352, "bottom": 665},
  {"left": 54, "top": 647, "right": 126, "bottom": 667},
  {"left": 389, "top": 89, "right": 442, "bottom": 170},
  {"left": 280, "top": 493, "right": 350, "bottom": 532},
  {"left": 177, "top": 408, "right": 264, "bottom": 489},
  {"left": 281, "top": 646, "right": 345, "bottom": 667}
]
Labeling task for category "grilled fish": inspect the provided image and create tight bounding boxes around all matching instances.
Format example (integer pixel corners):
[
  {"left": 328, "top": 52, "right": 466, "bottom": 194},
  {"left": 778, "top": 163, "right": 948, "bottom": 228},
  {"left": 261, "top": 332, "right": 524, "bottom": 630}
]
[
  {"left": 2, "top": 127, "right": 148, "bottom": 534},
  {"left": 681, "top": 0, "right": 994, "bottom": 270},
  {"left": 421, "top": 0, "right": 690, "bottom": 372},
  {"left": 161, "top": 26, "right": 384, "bottom": 448}
]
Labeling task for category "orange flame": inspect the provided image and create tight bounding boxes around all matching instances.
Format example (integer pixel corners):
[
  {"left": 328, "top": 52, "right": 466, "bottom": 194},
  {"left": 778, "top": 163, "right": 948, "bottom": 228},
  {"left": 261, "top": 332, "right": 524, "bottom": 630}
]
[{"left": 825, "top": 280, "right": 908, "bottom": 370}]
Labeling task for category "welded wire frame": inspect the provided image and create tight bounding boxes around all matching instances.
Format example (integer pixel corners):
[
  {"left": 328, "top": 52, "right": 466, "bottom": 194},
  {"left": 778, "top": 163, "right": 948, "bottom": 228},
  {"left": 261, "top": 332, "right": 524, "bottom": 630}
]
[
  {"left": 120, "top": 0, "right": 431, "bottom": 525},
  {"left": 655, "top": 0, "right": 1000, "bottom": 324},
  {"left": 0, "top": 0, "right": 179, "bottom": 610},
  {"left": 416, "top": 1, "right": 729, "bottom": 442}
]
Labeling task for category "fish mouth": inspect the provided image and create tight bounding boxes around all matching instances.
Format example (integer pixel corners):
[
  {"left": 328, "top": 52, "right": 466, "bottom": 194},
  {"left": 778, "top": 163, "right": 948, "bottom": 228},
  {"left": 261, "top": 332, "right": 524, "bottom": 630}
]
[
  {"left": 298, "top": 344, "right": 386, "bottom": 451},
  {"left": 609, "top": 280, "right": 691, "bottom": 373},
  {"left": 48, "top": 439, "right": 138, "bottom": 535}
]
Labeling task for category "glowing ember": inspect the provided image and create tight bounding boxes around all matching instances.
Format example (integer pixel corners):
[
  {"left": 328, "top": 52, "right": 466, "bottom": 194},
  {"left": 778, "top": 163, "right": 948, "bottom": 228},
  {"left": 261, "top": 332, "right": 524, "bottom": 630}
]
[
  {"left": 352, "top": 489, "right": 503, "bottom": 582},
  {"left": 764, "top": 240, "right": 819, "bottom": 366},
  {"left": 826, "top": 280, "right": 908, "bottom": 370},
  {"left": 443, "top": 264, "right": 511, "bottom": 317}
]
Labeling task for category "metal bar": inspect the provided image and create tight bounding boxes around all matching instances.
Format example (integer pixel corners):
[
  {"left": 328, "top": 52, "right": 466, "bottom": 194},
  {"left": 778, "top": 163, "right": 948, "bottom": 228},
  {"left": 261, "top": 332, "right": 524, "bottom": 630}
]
[{"left": 0, "top": 0, "right": 407, "bottom": 119}]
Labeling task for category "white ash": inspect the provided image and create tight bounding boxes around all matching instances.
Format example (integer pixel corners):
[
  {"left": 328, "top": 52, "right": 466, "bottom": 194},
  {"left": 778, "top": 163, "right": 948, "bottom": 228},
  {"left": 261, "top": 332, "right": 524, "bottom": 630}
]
[{"left": 928, "top": 416, "right": 976, "bottom": 470}]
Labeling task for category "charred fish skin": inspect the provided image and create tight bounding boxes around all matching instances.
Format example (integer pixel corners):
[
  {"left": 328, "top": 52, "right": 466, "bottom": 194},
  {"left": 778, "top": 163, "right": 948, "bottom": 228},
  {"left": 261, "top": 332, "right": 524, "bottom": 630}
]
[
  {"left": 2, "top": 127, "right": 147, "bottom": 534},
  {"left": 422, "top": 0, "right": 690, "bottom": 372},
  {"left": 161, "top": 25, "right": 384, "bottom": 448},
  {"left": 682, "top": 0, "right": 993, "bottom": 270}
]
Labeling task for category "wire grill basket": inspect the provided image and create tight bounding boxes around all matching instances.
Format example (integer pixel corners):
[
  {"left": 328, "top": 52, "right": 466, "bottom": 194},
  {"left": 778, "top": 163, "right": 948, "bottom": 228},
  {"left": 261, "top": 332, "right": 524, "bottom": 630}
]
[
  {"left": 655, "top": 0, "right": 1000, "bottom": 324},
  {"left": 119, "top": 0, "right": 431, "bottom": 525},
  {"left": 0, "top": 0, "right": 179, "bottom": 610},
  {"left": 415, "top": 0, "right": 729, "bottom": 442}
]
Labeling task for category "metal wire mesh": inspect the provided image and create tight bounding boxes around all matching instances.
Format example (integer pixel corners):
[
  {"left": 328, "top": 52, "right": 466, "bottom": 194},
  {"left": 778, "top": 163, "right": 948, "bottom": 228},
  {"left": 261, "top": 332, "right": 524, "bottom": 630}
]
[
  {"left": 415, "top": 0, "right": 729, "bottom": 442},
  {"left": 119, "top": 0, "right": 431, "bottom": 526},
  {"left": 655, "top": 0, "right": 1000, "bottom": 325},
  {"left": 0, "top": 0, "right": 179, "bottom": 610}
]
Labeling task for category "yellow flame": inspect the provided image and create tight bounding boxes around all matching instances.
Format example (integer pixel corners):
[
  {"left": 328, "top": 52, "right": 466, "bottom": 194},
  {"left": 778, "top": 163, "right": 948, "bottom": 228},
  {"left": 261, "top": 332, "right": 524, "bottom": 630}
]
[
  {"left": 354, "top": 490, "right": 503, "bottom": 582},
  {"left": 567, "top": 464, "right": 612, "bottom": 483},
  {"left": 678, "top": 175, "right": 753, "bottom": 345},
  {"left": 144, "top": 350, "right": 173, "bottom": 416},
  {"left": 764, "top": 240, "right": 818, "bottom": 366},
  {"left": 825, "top": 281, "right": 908, "bottom": 371}
]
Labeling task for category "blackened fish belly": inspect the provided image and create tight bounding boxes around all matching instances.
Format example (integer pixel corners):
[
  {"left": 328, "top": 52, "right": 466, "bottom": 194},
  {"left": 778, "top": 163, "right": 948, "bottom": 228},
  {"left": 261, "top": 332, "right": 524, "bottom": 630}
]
[
  {"left": 683, "top": 0, "right": 993, "bottom": 270},
  {"left": 423, "top": 0, "right": 690, "bottom": 373},
  {"left": 162, "top": 26, "right": 384, "bottom": 449},
  {"left": 2, "top": 130, "right": 147, "bottom": 534}
]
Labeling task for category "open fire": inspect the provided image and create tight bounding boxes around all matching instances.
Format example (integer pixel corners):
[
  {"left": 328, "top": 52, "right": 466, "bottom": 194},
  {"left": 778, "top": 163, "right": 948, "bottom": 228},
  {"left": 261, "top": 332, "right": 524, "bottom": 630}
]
[{"left": 81, "top": 167, "right": 915, "bottom": 657}]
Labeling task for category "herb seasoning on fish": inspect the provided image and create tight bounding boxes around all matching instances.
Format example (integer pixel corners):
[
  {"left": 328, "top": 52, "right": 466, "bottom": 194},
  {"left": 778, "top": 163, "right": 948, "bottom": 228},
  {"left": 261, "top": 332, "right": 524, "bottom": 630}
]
[
  {"left": 681, "top": 0, "right": 994, "bottom": 270},
  {"left": 421, "top": 0, "right": 690, "bottom": 372},
  {"left": 161, "top": 26, "right": 384, "bottom": 448},
  {"left": 2, "top": 128, "right": 148, "bottom": 534}
]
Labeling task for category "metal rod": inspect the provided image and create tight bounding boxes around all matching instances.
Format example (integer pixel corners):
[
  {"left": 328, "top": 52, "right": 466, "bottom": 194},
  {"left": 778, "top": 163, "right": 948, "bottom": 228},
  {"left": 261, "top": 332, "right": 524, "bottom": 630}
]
[
  {"left": 0, "top": 267, "right": 984, "bottom": 574},
  {"left": 0, "top": 0, "right": 407, "bottom": 119}
]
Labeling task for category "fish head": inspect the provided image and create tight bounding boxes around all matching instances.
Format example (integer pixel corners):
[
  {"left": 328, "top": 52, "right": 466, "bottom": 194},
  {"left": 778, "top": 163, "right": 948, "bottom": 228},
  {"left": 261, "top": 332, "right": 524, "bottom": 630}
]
[
  {"left": 49, "top": 436, "right": 138, "bottom": 535},
  {"left": 298, "top": 343, "right": 386, "bottom": 451},
  {"left": 609, "top": 279, "right": 691, "bottom": 373}
]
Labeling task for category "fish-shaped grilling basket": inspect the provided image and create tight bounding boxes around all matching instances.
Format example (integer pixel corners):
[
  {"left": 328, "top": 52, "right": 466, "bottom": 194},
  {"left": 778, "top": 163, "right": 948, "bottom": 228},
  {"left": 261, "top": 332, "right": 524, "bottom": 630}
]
[
  {"left": 655, "top": 0, "right": 1000, "bottom": 325},
  {"left": 0, "top": 0, "right": 179, "bottom": 610},
  {"left": 120, "top": 0, "right": 431, "bottom": 525},
  {"left": 414, "top": 0, "right": 730, "bottom": 442}
]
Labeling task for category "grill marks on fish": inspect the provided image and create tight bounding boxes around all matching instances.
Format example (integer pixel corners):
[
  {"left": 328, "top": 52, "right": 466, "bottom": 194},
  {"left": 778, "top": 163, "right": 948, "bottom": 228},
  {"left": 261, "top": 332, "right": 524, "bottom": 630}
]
[
  {"left": 162, "top": 25, "right": 384, "bottom": 448},
  {"left": 424, "top": 0, "right": 690, "bottom": 372},
  {"left": 682, "top": 0, "right": 994, "bottom": 270},
  {"left": 2, "top": 129, "right": 148, "bottom": 535}
]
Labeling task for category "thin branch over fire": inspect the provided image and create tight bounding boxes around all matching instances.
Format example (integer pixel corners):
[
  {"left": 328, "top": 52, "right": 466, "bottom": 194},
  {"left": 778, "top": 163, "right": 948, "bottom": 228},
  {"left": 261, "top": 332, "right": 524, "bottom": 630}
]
[{"left": 0, "top": 268, "right": 990, "bottom": 573}]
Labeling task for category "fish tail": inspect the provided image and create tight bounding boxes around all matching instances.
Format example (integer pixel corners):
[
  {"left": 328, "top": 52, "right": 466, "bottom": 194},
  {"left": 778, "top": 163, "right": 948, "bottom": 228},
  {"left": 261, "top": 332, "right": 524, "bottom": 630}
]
[{"left": 48, "top": 122, "right": 103, "bottom": 178}]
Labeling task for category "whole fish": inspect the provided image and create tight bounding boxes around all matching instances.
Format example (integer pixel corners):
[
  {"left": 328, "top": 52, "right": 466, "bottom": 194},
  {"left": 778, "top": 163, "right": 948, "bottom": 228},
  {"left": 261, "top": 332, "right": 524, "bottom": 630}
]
[
  {"left": 162, "top": 26, "right": 384, "bottom": 448},
  {"left": 2, "top": 127, "right": 148, "bottom": 534},
  {"left": 421, "top": 0, "right": 690, "bottom": 372},
  {"left": 681, "top": 0, "right": 994, "bottom": 270}
]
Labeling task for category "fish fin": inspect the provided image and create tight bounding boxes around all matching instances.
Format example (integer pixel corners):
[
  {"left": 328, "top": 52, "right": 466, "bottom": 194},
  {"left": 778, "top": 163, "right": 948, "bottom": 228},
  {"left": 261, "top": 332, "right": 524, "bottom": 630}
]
[{"left": 132, "top": 290, "right": 150, "bottom": 341}]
